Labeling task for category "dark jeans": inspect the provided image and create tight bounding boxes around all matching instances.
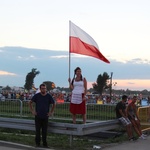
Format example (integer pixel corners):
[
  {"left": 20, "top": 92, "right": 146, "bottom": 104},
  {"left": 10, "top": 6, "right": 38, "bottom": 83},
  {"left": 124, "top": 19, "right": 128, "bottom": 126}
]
[{"left": 35, "top": 116, "right": 48, "bottom": 146}]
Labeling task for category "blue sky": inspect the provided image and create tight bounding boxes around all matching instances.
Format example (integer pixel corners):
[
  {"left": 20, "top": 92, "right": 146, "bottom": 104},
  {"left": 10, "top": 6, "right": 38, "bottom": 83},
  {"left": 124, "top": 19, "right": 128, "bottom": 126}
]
[{"left": 0, "top": 0, "right": 150, "bottom": 90}]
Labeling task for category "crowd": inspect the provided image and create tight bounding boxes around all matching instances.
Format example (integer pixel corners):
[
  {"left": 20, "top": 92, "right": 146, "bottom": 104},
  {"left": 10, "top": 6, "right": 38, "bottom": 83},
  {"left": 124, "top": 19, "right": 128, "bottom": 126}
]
[
  {"left": 0, "top": 91, "right": 35, "bottom": 101},
  {"left": 1, "top": 90, "right": 150, "bottom": 106}
]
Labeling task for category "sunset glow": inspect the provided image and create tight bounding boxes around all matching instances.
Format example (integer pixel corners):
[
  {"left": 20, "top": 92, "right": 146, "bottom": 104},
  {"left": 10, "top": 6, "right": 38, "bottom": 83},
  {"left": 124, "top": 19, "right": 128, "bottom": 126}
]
[
  {"left": 0, "top": 71, "right": 16, "bottom": 76},
  {"left": 88, "top": 79, "right": 150, "bottom": 91}
]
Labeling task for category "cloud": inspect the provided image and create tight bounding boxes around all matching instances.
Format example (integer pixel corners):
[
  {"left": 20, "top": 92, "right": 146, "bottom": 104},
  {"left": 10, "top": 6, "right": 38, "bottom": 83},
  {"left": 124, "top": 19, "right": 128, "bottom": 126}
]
[
  {"left": 1, "top": 46, "right": 150, "bottom": 90},
  {"left": 17, "top": 55, "right": 36, "bottom": 60},
  {"left": 0, "top": 49, "right": 3, "bottom": 52},
  {"left": 50, "top": 55, "right": 68, "bottom": 58},
  {"left": 49, "top": 54, "right": 89, "bottom": 59},
  {"left": 30, "top": 55, "right": 35, "bottom": 58},
  {"left": 127, "top": 82, "right": 135, "bottom": 85},
  {"left": 110, "top": 57, "right": 150, "bottom": 64},
  {"left": 17, "top": 56, "right": 23, "bottom": 59},
  {"left": 0, "top": 71, "right": 17, "bottom": 76},
  {"left": 128, "top": 58, "right": 150, "bottom": 64}
]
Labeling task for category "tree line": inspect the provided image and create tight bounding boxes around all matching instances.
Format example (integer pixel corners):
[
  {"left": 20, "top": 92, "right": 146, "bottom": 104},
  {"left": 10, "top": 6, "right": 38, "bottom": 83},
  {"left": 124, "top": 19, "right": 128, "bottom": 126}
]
[
  {"left": 24, "top": 68, "right": 111, "bottom": 94},
  {"left": 24, "top": 68, "right": 55, "bottom": 92},
  {"left": 2, "top": 68, "right": 150, "bottom": 97}
]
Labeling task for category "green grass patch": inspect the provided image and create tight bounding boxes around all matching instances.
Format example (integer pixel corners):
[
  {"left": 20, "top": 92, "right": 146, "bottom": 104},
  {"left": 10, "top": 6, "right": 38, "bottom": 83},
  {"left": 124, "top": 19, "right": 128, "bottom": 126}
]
[{"left": 0, "top": 128, "right": 128, "bottom": 150}]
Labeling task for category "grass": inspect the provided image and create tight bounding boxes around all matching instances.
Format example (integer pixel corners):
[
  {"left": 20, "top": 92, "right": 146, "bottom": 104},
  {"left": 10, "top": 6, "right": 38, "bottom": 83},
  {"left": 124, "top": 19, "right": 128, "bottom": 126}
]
[{"left": 0, "top": 128, "right": 128, "bottom": 150}]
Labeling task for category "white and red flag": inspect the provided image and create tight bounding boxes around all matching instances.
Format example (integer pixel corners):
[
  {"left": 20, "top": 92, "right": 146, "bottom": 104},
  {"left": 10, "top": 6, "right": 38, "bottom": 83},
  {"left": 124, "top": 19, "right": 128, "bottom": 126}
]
[{"left": 69, "top": 21, "right": 110, "bottom": 63}]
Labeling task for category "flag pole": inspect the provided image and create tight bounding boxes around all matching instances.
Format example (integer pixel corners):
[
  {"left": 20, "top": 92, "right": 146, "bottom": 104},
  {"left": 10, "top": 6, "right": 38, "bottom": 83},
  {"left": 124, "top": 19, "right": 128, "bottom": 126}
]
[{"left": 69, "top": 21, "right": 71, "bottom": 86}]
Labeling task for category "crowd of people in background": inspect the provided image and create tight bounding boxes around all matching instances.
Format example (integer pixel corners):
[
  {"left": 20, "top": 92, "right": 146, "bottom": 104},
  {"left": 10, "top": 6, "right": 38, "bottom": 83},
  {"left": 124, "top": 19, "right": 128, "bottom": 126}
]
[
  {"left": 0, "top": 91, "right": 34, "bottom": 101},
  {"left": 1, "top": 90, "right": 150, "bottom": 106}
]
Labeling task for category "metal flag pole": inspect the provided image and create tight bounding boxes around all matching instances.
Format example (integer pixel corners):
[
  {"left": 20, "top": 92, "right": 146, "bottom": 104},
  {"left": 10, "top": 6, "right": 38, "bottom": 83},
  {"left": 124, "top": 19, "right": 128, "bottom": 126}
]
[{"left": 69, "top": 21, "right": 71, "bottom": 86}]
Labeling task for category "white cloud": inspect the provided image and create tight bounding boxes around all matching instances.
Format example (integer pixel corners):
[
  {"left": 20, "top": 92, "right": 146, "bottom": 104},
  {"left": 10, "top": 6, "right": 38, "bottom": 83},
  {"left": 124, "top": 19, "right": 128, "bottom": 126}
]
[
  {"left": 112, "top": 58, "right": 128, "bottom": 63},
  {"left": 17, "top": 56, "right": 23, "bottom": 59},
  {"left": 17, "top": 55, "right": 36, "bottom": 60},
  {"left": 127, "top": 82, "right": 135, "bottom": 85},
  {"left": 112, "top": 57, "right": 150, "bottom": 64},
  {"left": 71, "top": 54, "right": 88, "bottom": 58},
  {"left": 30, "top": 55, "right": 35, "bottom": 58},
  {"left": 0, "top": 71, "right": 16, "bottom": 76},
  {"left": 125, "top": 58, "right": 150, "bottom": 65},
  {"left": 49, "top": 54, "right": 89, "bottom": 59},
  {"left": 50, "top": 55, "right": 68, "bottom": 58}
]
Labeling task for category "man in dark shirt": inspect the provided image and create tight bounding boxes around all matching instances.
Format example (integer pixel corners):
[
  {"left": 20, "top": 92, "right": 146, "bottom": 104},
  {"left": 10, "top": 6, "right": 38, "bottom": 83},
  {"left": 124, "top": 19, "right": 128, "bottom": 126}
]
[
  {"left": 116, "top": 95, "right": 134, "bottom": 141},
  {"left": 29, "top": 83, "right": 56, "bottom": 148}
]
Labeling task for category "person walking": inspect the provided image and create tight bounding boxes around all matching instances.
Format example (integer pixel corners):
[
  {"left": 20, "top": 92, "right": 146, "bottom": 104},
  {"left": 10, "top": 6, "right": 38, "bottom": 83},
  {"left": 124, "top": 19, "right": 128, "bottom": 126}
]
[
  {"left": 29, "top": 83, "right": 56, "bottom": 148},
  {"left": 68, "top": 67, "right": 87, "bottom": 124},
  {"left": 115, "top": 95, "right": 135, "bottom": 141},
  {"left": 127, "top": 95, "right": 146, "bottom": 139}
]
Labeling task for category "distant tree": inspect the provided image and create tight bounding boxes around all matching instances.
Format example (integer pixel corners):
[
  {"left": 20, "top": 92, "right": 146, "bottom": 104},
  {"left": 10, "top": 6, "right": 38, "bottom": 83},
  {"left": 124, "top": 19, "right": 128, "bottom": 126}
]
[
  {"left": 24, "top": 68, "right": 40, "bottom": 91},
  {"left": 57, "top": 86, "right": 70, "bottom": 93},
  {"left": 141, "top": 89, "right": 149, "bottom": 95},
  {"left": 93, "top": 72, "right": 110, "bottom": 95},
  {"left": 43, "top": 81, "right": 55, "bottom": 91},
  {"left": 2, "top": 85, "right": 11, "bottom": 91}
]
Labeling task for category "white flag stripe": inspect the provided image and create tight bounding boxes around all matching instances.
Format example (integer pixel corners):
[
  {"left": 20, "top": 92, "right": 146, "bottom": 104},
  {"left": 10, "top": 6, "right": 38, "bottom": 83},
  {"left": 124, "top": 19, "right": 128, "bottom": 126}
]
[{"left": 70, "top": 21, "right": 99, "bottom": 50}]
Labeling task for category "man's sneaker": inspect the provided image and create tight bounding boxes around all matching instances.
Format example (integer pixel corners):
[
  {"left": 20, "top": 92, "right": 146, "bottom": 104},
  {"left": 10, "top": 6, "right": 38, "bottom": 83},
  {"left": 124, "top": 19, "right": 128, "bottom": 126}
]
[
  {"left": 139, "top": 135, "right": 146, "bottom": 140},
  {"left": 142, "top": 133, "right": 147, "bottom": 137}
]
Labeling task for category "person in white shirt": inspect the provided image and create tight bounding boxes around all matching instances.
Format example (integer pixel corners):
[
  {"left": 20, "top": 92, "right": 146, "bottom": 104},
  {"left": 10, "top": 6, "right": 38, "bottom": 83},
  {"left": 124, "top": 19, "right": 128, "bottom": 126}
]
[{"left": 68, "top": 67, "right": 87, "bottom": 124}]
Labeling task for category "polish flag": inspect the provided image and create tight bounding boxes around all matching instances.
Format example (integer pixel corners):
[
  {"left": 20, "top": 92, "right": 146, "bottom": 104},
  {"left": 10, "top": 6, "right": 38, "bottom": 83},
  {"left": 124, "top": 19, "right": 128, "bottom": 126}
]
[{"left": 69, "top": 21, "right": 110, "bottom": 63}]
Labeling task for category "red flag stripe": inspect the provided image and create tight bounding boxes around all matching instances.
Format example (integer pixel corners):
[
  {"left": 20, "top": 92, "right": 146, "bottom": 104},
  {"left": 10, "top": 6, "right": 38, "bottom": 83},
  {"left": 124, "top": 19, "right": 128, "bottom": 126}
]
[
  {"left": 70, "top": 37, "right": 110, "bottom": 63},
  {"left": 69, "top": 21, "right": 110, "bottom": 63}
]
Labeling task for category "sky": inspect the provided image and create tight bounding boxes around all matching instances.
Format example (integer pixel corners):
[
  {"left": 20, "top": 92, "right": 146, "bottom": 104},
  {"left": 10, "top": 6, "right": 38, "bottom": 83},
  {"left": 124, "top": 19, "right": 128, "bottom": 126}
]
[{"left": 0, "top": 0, "right": 150, "bottom": 90}]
